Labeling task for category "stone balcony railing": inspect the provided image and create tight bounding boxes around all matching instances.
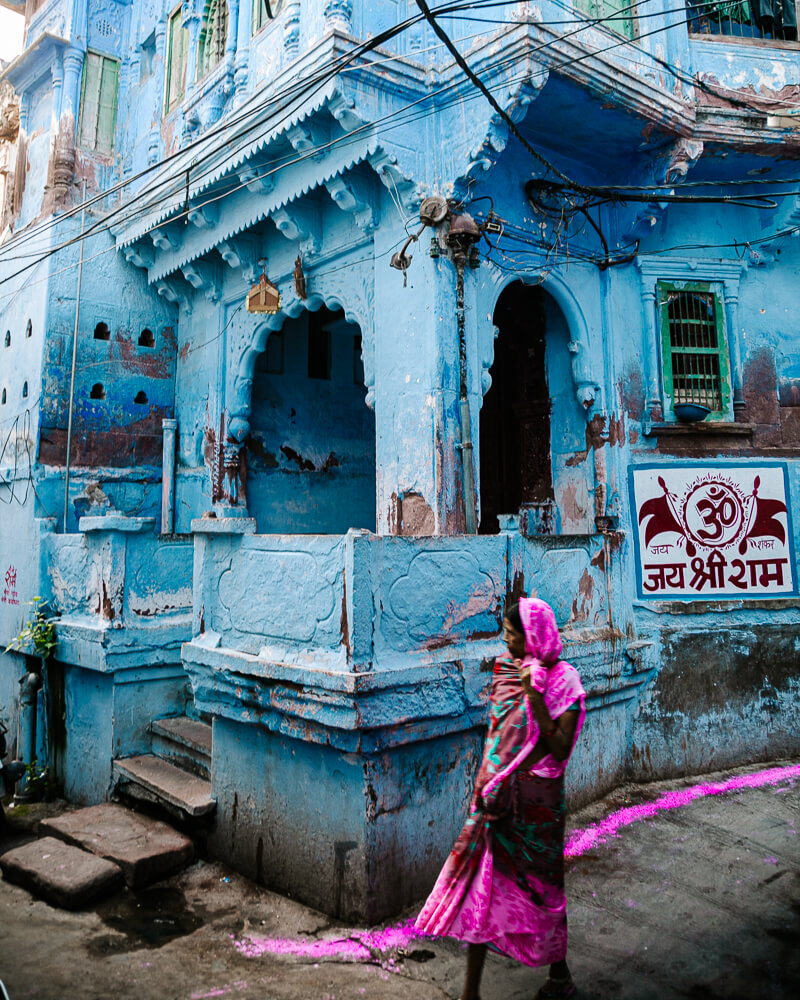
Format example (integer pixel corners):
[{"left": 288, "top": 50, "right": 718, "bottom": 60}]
[
  {"left": 183, "top": 520, "right": 655, "bottom": 759},
  {"left": 39, "top": 512, "right": 193, "bottom": 672}
]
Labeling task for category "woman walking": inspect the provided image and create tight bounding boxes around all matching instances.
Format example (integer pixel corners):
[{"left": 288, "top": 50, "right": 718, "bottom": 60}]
[{"left": 415, "top": 597, "right": 586, "bottom": 999}]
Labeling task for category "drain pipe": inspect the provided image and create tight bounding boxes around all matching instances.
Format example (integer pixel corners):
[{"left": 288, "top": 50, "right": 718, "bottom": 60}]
[
  {"left": 63, "top": 181, "right": 87, "bottom": 533},
  {"left": 454, "top": 260, "right": 477, "bottom": 535},
  {"left": 161, "top": 418, "right": 178, "bottom": 534},
  {"left": 14, "top": 665, "right": 42, "bottom": 803}
]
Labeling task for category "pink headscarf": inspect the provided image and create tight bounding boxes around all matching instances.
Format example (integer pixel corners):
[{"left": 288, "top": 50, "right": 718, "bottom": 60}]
[{"left": 518, "top": 597, "right": 563, "bottom": 665}]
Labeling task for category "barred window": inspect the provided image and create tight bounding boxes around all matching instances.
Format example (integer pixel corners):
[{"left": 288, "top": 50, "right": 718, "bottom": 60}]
[
  {"left": 198, "top": 0, "right": 229, "bottom": 79},
  {"left": 253, "top": 0, "right": 285, "bottom": 34},
  {"left": 574, "top": 0, "right": 636, "bottom": 40},
  {"left": 78, "top": 52, "right": 119, "bottom": 155},
  {"left": 658, "top": 283, "right": 732, "bottom": 417}
]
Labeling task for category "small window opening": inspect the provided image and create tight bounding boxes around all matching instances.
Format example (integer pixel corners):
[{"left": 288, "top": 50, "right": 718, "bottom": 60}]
[
  {"left": 308, "top": 314, "right": 331, "bottom": 380},
  {"left": 138, "top": 328, "right": 155, "bottom": 347},
  {"left": 25, "top": 319, "right": 32, "bottom": 338},
  {"left": 1, "top": 388, "right": 6, "bottom": 404},
  {"left": 94, "top": 322, "right": 110, "bottom": 341},
  {"left": 134, "top": 390, "right": 149, "bottom": 404},
  {"left": 22, "top": 381, "right": 28, "bottom": 399},
  {"left": 4, "top": 331, "right": 9, "bottom": 347},
  {"left": 90, "top": 383, "right": 105, "bottom": 400}
]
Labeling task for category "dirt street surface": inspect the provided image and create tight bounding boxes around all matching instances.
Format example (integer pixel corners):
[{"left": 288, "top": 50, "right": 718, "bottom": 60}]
[{"left": 1, "top": 759, "right": 798, "bottom": 1000}]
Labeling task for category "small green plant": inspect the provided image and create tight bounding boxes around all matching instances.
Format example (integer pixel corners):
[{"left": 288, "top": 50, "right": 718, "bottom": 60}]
[{"left": 5, "top": 597, "right": 59, "bottom": 660}]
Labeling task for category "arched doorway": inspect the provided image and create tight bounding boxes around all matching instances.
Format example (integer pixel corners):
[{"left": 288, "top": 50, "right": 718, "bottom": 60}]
[
  {"left": 244, "top": 305, "right": 376, "bottom": 533},
  {"left": 479, "top": 281, "right": 554, "bottom": 535}
]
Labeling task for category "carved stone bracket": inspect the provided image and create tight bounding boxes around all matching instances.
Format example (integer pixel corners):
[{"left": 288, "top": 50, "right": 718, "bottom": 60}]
[
  {"left": 181, "top": 259, "right": 222, "bottom": 302},
  {"left": 151, "top": 225, "right": 180, "bottom": 252},
  {"left": 328, "top": 90, "right": 364, "bottom": 135},
  {"left": 367, "top": 149, "right": 421, "bottom": 216},
  {"left": 456, "top": 69, "right": 549, "bottom": 196},
  {"left": 286, "top": 122, "right": 326, "bottom": 161},
  {"left": 272, "top": 202, "right": 321, "bottom": 257},
  {"left": 122, "top": 243, "right": 155, "bottom": 270},
  {"left": 238, "top": 165, "right": 275, "bottom": 194},
  {"left": 324, "top": 174, "right": 376, "bottom": 232},
  {"left": 624, "top": 139, "right": 704, "bottom": 242},
  {"left": 155, "top": 276, "right": 192, "bottom": 313},
  {"left": 188, "top": 202, "right": 219, "bottom": 228},
  {"left": 218, "top": 237, "right": 260, "bottom": 282}
]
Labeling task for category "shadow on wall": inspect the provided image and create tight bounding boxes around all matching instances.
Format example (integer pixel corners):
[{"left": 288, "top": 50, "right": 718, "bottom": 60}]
[{"left": 245, "top": 306, "right": 376, "bottom": 533}]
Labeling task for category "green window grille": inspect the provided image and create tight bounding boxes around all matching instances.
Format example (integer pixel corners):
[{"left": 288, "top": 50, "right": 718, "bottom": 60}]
[
  {"left": 253, "top": 0, "right": 284, "bottom": 34},
  {"left": 198, "top": 0, "right": 229, "bottom": 80},
  {"left": 165, "top": 7, "right": 189, "bottom": 113},
  {"left": 658, "top": 282, "right": 732, "bottom": 417},
  {"left": 574, "top": 0, "right": 636, "bottom": 40},
  {"left": 78, "top": 52, "right": 119, "bottom": 155}
]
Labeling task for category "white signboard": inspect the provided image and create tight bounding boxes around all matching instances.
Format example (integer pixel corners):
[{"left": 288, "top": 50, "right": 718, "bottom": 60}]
[{"left": 630, "top": 464, "right": 796, "bottom": 599}]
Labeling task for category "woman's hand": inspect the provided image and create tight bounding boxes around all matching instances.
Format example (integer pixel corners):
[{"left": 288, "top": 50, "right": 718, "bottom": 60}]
[{"left": 519, "top": 659, "right": 548, "bottom": 694}]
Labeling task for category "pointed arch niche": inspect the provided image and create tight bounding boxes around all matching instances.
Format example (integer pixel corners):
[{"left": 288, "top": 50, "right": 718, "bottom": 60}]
[
  {"left": 478, "top": 278, "right": 596, "bottom": 536},
  {"left": 238, "top": 304, "right": 376, "bottom": 534}
]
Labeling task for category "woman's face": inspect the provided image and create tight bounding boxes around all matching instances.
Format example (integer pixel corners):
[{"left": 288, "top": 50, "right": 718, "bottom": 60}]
[{"left": 502, "top": 618, "right": 526, "bottom": 660}]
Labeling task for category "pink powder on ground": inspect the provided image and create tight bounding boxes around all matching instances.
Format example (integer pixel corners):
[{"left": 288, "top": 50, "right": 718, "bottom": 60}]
[
  {"left": 564, "top": 763, "right": 800, "bottom": 858},
  {"left": 232, "top": 763, "right": 800, "bottom": 963}
]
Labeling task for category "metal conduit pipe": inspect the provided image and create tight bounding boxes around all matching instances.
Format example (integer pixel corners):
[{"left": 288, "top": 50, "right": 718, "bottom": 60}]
[
  {"left": 161, "top": 418, "right": 178, "bottom": 534},
  {"left": 14, "top": 666, "right": 42, "bottom": 803},
  {"left": 454, "top": 262, "right": 477, "bottom": 535}
]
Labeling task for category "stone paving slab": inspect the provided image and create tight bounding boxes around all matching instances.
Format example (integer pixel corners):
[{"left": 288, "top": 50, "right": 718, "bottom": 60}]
[
  {"left": 40, "top": 803, "right": 194, "bottom": 889},
  {"left": 0, "top": 836, "right": 123, "bottom": 910}
]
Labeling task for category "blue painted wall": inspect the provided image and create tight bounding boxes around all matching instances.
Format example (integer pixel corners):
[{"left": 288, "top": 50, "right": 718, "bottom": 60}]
[{"left": 2, "top": 0, "right": 800, "bottom": 919}]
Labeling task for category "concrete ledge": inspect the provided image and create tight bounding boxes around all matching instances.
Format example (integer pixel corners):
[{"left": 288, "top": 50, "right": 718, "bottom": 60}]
[
  {"left": 190, "top": 518, "right": 256, "bottom": 534},
  {"left": 79, "top": 514, "right": 157, "bottom": 533}
]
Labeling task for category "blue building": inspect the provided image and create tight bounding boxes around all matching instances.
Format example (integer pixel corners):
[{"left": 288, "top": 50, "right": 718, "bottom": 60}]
[{"left": 1, "top": 0, "right": 799, "bottom": 920}]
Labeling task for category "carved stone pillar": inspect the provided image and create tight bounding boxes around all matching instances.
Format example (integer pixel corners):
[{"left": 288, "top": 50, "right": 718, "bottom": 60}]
[
  {"left": 323, "top": 0, "right": 352, "bottom": 31},
  {"left": 183, "top": 5, "right": 202, "bottom": 91},
  {"left": 639, "top": 282, "right": 663, "bottom": 422},
  {"left": 226, "top": 0, "right": 240, "bottom": 63},
  {"left": 234, "top": 0, "right": 252, "bottom": 98},
  {"left": 723, "top": 281, "right": 745, "bottom": 411},
  {"left": 61, "top": 47, "right": 85, "bottom": 122},
  {"left": 149, "top": 18, "right": 168, "bottom": 164},
  {"left": 283, "top": 0, "right": 300, "bottom": 61}
]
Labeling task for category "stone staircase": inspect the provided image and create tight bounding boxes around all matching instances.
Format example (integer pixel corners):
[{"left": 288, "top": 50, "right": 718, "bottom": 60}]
[{"left": 112, "top": 716, "right": 215, "bottom": 823}]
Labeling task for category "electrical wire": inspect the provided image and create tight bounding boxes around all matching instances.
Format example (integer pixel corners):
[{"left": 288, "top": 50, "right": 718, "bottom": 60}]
[
  {"left": 1, "top": 0, "right": 752, "bottom": 270},
  {"left": 3, "top": 0, "right": 798, "bottom": 287}
]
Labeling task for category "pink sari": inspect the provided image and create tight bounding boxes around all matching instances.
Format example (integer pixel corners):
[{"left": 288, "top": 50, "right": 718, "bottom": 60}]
[{"left": 415, "top": 599, "right": 586, "bottom": 967}]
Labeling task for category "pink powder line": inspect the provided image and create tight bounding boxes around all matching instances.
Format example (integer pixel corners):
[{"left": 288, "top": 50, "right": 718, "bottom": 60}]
[
  {"left": 564, "top": 762, "right": 800, "bottom": 858},
  {"left": 232, "top": 762, "right": 800, "bottom": 962}
]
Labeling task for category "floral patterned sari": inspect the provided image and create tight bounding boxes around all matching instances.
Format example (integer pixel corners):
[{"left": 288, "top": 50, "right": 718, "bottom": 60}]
[{"left": 415, "top": 599, "right": 586, "bottom": 967}]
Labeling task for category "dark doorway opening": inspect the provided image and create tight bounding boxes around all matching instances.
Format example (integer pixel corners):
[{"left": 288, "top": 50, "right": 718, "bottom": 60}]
[{"left": 479, "top": 281, "right": 553, "bottom": 535}]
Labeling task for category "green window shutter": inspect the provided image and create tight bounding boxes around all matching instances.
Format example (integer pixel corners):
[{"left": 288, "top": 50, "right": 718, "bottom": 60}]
[
  {"left": 658, "top": 282, "right": 732, "bottom": 419},
  {"left": 96, "top": 58, "right": 119, "bottom": 154},
  {"left": 78, "top": 53, "right": 119, "bottom": 153},
  {"left": 78, "top": 53, "right": 102, "bottom": 149},
  {"left": 574, "top": 0, "right": 635, "bottom": 40},
  {"left": 166, "top": 10, "right": 188, "bottom": 112}
]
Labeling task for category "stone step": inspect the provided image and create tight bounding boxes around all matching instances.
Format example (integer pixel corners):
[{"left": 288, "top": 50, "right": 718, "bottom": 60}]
[
  {"left": 40, "top": 803, "right": 194, "bottom": 889},
  {"left": 0, "top": 836, "right": 123, "bottom": 909},
  {"left": 151, "top": 716, "right": 212, "bottom": 779},
  {"left": 113, "top": 756, "right": 216, "bottom": 821}
]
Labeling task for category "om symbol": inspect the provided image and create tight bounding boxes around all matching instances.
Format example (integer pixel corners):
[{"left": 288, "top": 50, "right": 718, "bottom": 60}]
[{"left": 682, "top": 481, "right": 744, "bottom": 549}]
